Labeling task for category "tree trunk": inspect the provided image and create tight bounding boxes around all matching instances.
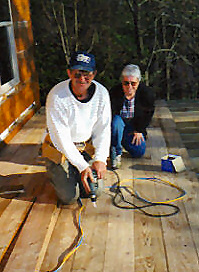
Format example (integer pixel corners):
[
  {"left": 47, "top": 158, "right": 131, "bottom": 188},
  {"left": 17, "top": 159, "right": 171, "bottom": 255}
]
[
  {"left": 162, "top": 14, "right": 171, "bottom": 100},
  {"left": 126, "top": 0, "right": 142, "bottom": 59}
]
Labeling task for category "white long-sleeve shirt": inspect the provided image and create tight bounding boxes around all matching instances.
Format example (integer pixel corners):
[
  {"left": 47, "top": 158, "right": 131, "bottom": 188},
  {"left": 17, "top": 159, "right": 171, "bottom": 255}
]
[{"left": 46, "top": 79, "right": 111, "bottom": 172}]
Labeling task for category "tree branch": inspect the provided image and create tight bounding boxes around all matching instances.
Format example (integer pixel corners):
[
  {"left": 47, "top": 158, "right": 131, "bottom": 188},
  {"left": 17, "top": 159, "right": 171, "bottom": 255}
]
[
  {"left": 74, "top": 0, "right": 79, "bottom": 51},
  {"left": 51, "top": 1, "right": 70, "bottom": 65}
]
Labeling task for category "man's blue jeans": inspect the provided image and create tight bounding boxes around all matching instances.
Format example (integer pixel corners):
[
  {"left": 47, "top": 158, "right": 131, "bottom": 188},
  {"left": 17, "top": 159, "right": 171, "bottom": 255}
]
[{"left": 111, "top": 115, "right": 146, "bottom": 158}]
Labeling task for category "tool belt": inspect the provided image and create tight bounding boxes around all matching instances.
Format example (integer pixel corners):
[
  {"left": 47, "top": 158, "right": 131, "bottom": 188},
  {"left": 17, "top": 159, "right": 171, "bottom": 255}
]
[{"left": 41, "top": 133, "right": 94, "bottom": 164}]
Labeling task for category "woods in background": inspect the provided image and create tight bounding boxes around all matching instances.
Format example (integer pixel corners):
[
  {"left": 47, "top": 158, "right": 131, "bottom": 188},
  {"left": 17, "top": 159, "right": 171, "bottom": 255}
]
[{"left": 30, "top": 0, "right": 199, "bottom": 104}]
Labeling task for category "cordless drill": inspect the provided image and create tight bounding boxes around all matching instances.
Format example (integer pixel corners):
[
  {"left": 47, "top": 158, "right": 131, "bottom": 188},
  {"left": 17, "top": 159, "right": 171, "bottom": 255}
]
[{"left": 88, "top": 170, "right": 98, "bottom": 207}]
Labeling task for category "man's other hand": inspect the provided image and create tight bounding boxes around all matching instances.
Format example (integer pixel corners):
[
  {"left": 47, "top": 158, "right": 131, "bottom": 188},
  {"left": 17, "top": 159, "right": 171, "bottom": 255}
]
[{"left": 92, "top": 161, "right": 106, "bottom": 179}]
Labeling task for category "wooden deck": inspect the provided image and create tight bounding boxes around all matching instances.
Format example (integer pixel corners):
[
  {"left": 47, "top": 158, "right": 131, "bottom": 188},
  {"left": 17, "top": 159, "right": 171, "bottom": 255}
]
[{"left": 0, "top": 101, "right": 199, "bottom": 272}]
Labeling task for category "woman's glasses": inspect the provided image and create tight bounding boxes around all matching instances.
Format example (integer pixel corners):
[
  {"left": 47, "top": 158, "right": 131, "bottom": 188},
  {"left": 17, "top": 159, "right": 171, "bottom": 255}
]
[{"left": 122, "top": 81, "right": 138, "bottom": 87}]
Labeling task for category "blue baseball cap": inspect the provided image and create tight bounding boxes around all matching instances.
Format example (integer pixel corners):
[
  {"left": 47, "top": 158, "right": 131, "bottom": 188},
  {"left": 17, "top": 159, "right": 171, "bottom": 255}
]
[{"left": 69, "top": 51, "right": 96, "bottom": 72}]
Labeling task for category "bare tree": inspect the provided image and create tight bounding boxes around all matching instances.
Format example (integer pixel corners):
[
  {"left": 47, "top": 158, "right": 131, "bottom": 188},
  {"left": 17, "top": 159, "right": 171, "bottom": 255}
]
[
  {"left": 51, "top": 0, "right": 98, "bottom": 65},
  {"left": 126, "top": 0, "right": 142, "bottom": 58}
]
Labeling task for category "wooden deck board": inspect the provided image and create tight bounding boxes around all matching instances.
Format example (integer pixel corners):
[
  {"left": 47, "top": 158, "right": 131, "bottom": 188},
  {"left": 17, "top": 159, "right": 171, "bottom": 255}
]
[
  {"left": 0, "top": 103, "right": 199, "bottom": 271},
  {"left": 2, "top": 182, "right": 57, "bottom": 272},
  {"left": 148, "top": 127, "right": 199, "bottom": 272},
  {"left": 156, "top": 101, "right": 199, "bottom": 266},
  {"left": 38, "top": 205, "right": 78, "bottom": 272},
  {"left": 0, "top": 111, "right": 47, "bottom": 267},
  {"left": 133, "top": 136, "right": 168, "bottom": 272},
  {"left": 167, "top": 99, "right": 199, "bottom": 176},
  {"left": 74, "top": 197, "right": 111, "bottom": 272},
  {"left": 0, "top": 199, "right": 33, "bottom": 263}
]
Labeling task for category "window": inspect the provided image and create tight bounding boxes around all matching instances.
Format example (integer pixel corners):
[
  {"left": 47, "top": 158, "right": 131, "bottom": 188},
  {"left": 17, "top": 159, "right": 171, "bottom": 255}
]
[{"left": 0, "top": 0, "right": 19, "bottom": 95}]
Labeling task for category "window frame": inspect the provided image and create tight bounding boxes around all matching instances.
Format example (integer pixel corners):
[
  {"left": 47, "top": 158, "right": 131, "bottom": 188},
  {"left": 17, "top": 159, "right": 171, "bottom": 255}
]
[{"left": 0, "top": 0, "right": 19, "bottom": 96}]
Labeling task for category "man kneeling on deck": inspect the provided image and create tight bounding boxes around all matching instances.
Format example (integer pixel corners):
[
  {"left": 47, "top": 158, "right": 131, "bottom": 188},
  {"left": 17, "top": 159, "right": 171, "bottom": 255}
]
[
  {"left": 42, "top": 51, "right": 111, "bottom": 204},
  {"left": 109, "top": 64, "right": 155, "bottom": 169}
]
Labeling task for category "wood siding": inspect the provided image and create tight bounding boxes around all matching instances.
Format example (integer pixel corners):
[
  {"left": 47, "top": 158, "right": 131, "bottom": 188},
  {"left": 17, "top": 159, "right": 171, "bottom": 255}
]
[{"left": 0, "top": 0, "right": 40, "bottom": 143}]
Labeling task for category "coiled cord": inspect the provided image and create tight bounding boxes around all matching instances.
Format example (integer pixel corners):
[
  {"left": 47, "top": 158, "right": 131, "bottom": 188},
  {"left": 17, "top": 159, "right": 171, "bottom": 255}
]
[{"left": 110, "top": 170, "right": 186, "bottom": 217}]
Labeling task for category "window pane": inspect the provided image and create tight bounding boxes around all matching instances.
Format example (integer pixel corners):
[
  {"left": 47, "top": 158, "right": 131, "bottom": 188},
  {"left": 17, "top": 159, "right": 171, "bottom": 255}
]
[
  {"left": 0, "top": 0, "right": 11, "bottom": 21},
  {"left": 0, "top": 26, "right": 13, "bottom": 84}
]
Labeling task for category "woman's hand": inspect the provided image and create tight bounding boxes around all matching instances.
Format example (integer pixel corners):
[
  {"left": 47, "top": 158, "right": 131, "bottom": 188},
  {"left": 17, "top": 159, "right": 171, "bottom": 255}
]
[{"left": 132, "top": 132, "right": 144, "bottom": 146}]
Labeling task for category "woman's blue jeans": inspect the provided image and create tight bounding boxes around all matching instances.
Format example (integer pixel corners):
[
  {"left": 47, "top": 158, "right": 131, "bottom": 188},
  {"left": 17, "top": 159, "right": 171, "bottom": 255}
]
[{"left": 111, "top": 115, "right": 146, "bottom": 158}]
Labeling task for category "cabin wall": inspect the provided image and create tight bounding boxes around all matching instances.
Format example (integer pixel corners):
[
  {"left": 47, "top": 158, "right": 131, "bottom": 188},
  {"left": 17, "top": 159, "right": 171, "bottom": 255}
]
[{"left": 0, "top": 0, "right": 40, "bottom": 144}]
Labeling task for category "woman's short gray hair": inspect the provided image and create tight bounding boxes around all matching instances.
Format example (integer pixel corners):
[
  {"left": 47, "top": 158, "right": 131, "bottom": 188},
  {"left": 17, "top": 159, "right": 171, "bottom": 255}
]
[{"left": 121, "top": 64, "right": 141, "bottom": 81}]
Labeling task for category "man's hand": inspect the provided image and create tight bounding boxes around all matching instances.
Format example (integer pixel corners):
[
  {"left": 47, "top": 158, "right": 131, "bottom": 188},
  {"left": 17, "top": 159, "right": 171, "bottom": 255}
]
[
  {"left": 81, "top": 167, "right": 94, "bottom": 194},
  {"left": 132, "top": 132, "right": 144, "bottom": 146},
  {"left": 91, "top": 161, "right": 106, "bottom": 179},
  {"left": 80, "top": 161, "right": 106, "bottom": 194}
]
